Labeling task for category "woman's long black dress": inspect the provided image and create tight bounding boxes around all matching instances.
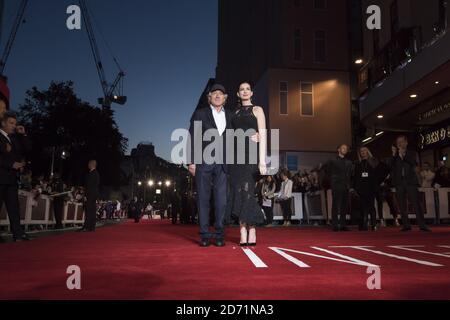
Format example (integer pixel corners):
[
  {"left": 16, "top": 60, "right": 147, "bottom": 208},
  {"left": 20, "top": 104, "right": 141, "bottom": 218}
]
[{"left": 229, "top": 106, "right": 264, "bottom": 226}]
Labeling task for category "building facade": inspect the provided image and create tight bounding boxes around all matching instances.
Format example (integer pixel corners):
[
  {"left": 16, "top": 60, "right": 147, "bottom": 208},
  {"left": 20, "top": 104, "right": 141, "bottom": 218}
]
[
  {"left": 357, "top": 0, "right": 450, "bottom": 166},
  {"left": 216, "top": 0, "right": 353, "bottom": 171}
]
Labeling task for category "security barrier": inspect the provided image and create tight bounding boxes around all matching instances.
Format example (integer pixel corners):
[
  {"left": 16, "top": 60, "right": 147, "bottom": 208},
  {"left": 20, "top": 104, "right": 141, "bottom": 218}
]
[{"left": 0, "top": 191, "right": 85, "bottom": 230}]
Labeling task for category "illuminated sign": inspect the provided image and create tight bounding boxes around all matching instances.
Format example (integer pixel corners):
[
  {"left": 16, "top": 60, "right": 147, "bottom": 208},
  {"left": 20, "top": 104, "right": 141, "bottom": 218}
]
[
  {"left": 418, "top": 101, "right": 450, "bottom": 121},
  {"left": 419, "top": 125, "right": 450, "bottom": 149}
]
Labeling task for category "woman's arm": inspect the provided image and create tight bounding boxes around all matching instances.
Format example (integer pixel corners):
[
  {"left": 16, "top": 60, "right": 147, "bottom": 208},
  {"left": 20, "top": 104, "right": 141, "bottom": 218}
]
[{"left": 254, "top": 106, "right": 267, "bottom": 174}]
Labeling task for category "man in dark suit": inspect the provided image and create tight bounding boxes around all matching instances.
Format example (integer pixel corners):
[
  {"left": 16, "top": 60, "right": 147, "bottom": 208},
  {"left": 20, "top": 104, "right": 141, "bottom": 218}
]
[
  {"left": 81, "top": 159, "right": 100, "bottom": 232},
  {"left": 188, "top": 84, "right": 232, "bottom": 247},
  {"left": 325, "top": 144, "right": 353, "bottom": 232},
  {"left": 51, "top": 173, "right": 65, "bottom": 229},
  {"left": 391, "top": 135, "right": 430, "bottom": 232},
  {"left": 0, "top": 112, "right": 30, "bottom": 241}
]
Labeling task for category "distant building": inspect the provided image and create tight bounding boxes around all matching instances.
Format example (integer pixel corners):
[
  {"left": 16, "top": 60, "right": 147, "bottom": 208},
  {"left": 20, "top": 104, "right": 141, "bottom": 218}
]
[
  {"left": 215, "top": 0, "right": 354, "bottom": 171},
  {"left": 122, "top": 143, "right": 188, "bottom": 203},
  {"left": 357, "top": 0, "right": 450, "bottom": 167}
]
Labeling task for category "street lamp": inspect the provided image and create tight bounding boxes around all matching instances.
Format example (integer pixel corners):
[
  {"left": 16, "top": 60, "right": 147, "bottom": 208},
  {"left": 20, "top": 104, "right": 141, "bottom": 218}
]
[
  {"left": 158, "top": 181, "right": 162, "bottom": 186},
  {"left": 148, "top": 180, "right": 154, "bottom": 187},
  {"left": 138, "top": 181, "right": 142, "bottom": 186},
  {"left": 165, "top": 180, "right": 171, "bottom": 187}
]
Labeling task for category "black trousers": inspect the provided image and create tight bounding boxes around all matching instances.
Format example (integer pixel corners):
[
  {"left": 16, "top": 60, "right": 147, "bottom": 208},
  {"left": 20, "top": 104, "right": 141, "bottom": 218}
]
[
  {"left": 0, "top": 184, "right": 24, "bottom": 239},
  {"left": 331, "top": 188, "right": 349, "bottom": 228},
  {"left": 395, "top": 184, "right": 426, "bottom": 228},
  {"left": 280, "top": 199, "right": 292, "bottom": 222},
  {"left": 358, "top": 192, "right": 377, "bottom": 229},
  {"left": 53, "top": 199, "right": 64, "bottom": 228},
  {"left": 171, "top": 208, "right": 177, "bottom": 224},
  {"left": 84, "top": 197, "right": 97, "bottom": 231},
  {"left": 263, "top": 202, "right": 274, "bottom": 224}
]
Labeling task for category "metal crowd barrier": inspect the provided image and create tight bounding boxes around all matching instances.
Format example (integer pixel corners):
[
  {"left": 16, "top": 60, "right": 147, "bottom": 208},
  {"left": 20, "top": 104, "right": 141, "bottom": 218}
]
[
  {"left": 303, "top": 190, "right": 328, "bottom": 223},
  {"left": 321, "top": 187, "right": 449, "bottom": 224},
  {"left": 0, "top": 190, "right": 85, "bottom": 231},
  {"left": 438, "top": 188, "right": 450, "bottom": 220},
  {"left": 273, "top": 193, "right": 304, "bottom": 221}
]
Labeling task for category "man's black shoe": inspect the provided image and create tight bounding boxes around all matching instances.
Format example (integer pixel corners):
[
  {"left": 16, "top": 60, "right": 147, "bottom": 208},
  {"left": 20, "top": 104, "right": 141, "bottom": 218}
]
[
  {"left": 420, "top": 227, "right": 432, "bottom": 232},
  {"left": 215, "top": 239, "right": 225, "bottom": 247},
  {"left": 332, "top": 226, "right": 340, "bottom": 232},
  {"left": 401, "top": 227, "right": 412, "bottom": 232},
  {"left": 340, "top": 227, "right": 350, "bottom": 232},
  {"left": 199, "top": 239, "right": 210, "bottom": 247},
  {"left": 13, "top": 235, "right": 31, "bottom": 242}
]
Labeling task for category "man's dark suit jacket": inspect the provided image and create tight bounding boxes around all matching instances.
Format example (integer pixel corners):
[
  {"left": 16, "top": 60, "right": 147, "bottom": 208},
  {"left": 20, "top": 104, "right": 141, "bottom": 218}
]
[
  {"left": 390, "top": 150, "right": 420, "bottom": 187},
  {"left": 188, "top": 106, "right": 233, "bottom": 169},
  {"left": 85, "top": 169, "right": 100, "bottom": 198},
  {"left": 0, "top": 133, "right": 31, "bottom": 186}
]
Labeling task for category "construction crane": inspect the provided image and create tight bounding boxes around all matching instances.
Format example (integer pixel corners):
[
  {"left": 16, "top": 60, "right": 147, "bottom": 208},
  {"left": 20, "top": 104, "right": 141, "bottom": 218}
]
[
  {"left": 79, "top": 0, "right": 126, "bottom": 107},
  {"left": 0, "top": 0, "right": 28, "bottom": 76}
]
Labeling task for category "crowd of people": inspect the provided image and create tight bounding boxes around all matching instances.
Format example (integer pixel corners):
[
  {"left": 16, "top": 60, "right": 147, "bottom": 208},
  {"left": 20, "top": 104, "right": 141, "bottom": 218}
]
[{"left": 234, "top": 139, "right": 449, "bottom": 234}]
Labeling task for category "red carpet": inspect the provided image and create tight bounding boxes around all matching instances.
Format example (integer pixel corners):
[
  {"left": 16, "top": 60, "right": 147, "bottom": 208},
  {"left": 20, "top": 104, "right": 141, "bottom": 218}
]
[{"left": 1, "top": 220, "right": 450, "bottom": 300}]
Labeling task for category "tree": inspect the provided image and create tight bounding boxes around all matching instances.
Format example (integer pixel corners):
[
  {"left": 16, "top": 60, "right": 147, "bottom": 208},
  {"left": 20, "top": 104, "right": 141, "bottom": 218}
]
[{"left": 17, "top": 81, "right": 128, "bottom": 188}]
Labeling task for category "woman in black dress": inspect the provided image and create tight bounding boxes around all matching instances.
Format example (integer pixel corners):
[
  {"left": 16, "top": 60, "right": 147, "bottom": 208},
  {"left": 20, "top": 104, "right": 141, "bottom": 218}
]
[{"left": 230, "top": 82, "right": 267, "bottom": 246}]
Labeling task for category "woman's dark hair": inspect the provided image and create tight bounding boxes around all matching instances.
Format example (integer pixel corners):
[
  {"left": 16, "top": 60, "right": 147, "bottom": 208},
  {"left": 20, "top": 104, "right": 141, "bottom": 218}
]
[
  {"left": 237, "top": 81, "right": 254, "bottom": 109},
  {"left": 265, "top": 175, "right": 275, "bottom": 188}
]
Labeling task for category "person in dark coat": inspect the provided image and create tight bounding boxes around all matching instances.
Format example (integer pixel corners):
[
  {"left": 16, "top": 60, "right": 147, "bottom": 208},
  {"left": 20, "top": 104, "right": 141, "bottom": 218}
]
[
  {"left": 353, "top": 147, "right": 379, "bottom": 231},
  {"left": 325, "top": 144, "right": 353, "bottom": 232},
  {"left": 390, "top": 135, "right": 430, "bottom": 232},
  {"left": 130, "top": 197, "right": 142, "bottom": 223},
  {"left": 51, "top": 173, "right": 65, "bottom": 229},
  {"left": 80, "top": 160, "right": 100, "bottom": 232},
  {"left": 0, "top": 113, "right": 31, "bottom": 241}
]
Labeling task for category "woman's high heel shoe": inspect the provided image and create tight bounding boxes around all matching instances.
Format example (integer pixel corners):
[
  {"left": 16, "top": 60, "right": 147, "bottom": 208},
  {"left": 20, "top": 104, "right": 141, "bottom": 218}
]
[
  {"left": 239, "top": 227, "right": 248, "bottom": 247},
  {"left": 248, "top": 228, "right": 256, "bottom": 246}
]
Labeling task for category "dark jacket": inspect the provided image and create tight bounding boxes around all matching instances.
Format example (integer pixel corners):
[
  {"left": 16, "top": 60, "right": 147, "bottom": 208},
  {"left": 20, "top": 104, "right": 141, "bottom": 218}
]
[
  {"left": 188, "top": 106, "right": 233, "bottom": 169},
  {"left": 0, "top": 133, "right": 31, "bottom": 186},
  {"left": 325, "top": 156, "right": 353, "bottom": 190},
  {"left": 353, "top": 158, "right": 379, "bottom": 194},
  {"left": 390, "top": 150, "right": 420, "bottom": 187},
  {"left": 85, "top": 169, "right": 100, "bottom": 198}
]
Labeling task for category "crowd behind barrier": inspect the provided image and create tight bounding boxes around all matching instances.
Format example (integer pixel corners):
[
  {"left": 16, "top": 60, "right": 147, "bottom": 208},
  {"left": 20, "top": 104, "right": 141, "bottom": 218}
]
[
  {"left": 256, "top": 163, "right": 450, "bottom": 226},
  {"left": 0, "top": 190, "right": 129, "bottom": 232}
]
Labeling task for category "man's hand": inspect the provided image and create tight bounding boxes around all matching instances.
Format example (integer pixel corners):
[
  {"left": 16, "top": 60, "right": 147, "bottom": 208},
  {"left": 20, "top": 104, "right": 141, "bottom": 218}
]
[
  {"left": 12, "top": 162, "right": 25, "bottom": 170},
  {"left": 188, "top": 164, "right": 196, "bottom": 177},
  {"left": 16, "top": 125, "right": 26, "bottom": 135}
]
